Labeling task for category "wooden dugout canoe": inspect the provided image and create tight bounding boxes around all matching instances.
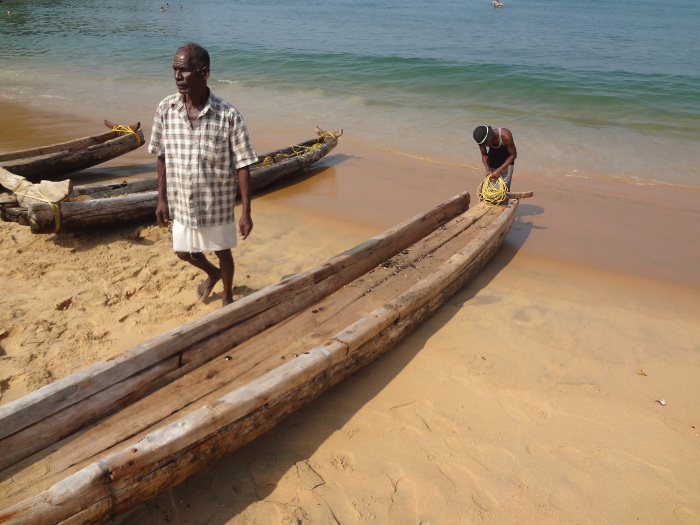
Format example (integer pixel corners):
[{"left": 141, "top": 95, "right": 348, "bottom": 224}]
[
  {"left": 0, "top": 190, "right": 531, "bottom": 524},
  {"left": 0, "top": 131, "right": 341, "bottom": 234},
  {"left": 0, "top": 121, "right": 145, "bottom": 181}
]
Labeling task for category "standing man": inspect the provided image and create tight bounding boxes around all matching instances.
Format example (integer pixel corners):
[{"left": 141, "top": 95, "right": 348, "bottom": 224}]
[
  {"left": 472, "top": 125, "right": 517, "bottom": 190},
  {"left": 149, "top": 42, "right": 258, "bottom": 307}
]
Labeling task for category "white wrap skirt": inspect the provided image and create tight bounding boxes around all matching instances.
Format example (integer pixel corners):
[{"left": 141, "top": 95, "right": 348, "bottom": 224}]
[{"left": 172, "top": 220, "right": 237, "bottom": 252}]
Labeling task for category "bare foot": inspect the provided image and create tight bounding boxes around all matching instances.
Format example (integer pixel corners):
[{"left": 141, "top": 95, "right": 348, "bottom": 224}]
[{"left": 196, "top": 271, "right": 221, "bottom": 302}]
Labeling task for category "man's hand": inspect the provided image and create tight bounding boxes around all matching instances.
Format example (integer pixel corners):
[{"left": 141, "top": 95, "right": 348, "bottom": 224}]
[
  {"left": 239, "top": 213, "right": 253, "bottom": 240},
  {"left": 156, "top": 200, "right": 170, "bottom": 227},
  {"left": 156, "top": 156, "right": 170, "bottom": 227},
  {"left": 237, "top": 166, "right": 253, "bottom": 240}
]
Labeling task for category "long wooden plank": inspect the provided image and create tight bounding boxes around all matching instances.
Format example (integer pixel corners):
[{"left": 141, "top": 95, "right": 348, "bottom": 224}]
[
  {"left": 0, "top": 203, "right": 494, "bottom": 500},
  {"left": 0, "top": 200, "right": 491, "bottom": 499},
  {"left": 28, "top": 193, "right": 159, "bottom": 233},
  {"left": 0, "top": 192, "right": 469, "bottom": 460},
  {"left": 69, "top": 178, "right": 160, "bottom": 198},
  {"left": 0, "top": 200, "right": 516, "bottom": 524},
  {"left": 0, "top": 192, "right": 470, "bottom": 468}
]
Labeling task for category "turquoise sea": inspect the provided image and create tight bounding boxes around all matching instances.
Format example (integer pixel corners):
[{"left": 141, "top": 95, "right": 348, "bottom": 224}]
[{"left": 1, "top": 0, "right": 699, "bottom": 187}]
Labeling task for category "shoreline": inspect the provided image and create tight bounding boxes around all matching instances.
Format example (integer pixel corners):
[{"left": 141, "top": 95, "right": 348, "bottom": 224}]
[
  {"left": 1, "top": 102, "right": 699, "bottom": 524},
  {"left": 3, "top": 98, "right": 700, "bottom": 289}
]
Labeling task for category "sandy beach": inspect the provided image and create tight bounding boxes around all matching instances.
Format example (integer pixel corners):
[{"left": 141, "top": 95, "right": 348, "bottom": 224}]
[{"left": 1, "top": 104, "right": 699, "bottom": 524}]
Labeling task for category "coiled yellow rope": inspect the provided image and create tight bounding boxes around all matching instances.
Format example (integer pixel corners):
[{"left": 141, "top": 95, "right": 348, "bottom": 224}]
[
  {"left": 478, "top": 175, "right": 508, "bottom": 205},
  {"left": 112, "top": 125, "right": 141, "bottom": 146},
  {"left": 12, "top": 180, "right": 61, "bottom": 232}
]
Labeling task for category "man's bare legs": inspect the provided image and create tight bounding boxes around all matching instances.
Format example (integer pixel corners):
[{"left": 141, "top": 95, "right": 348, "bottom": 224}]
[
  {"left": 215, "top": 249, "right": 234, "bottom": 306},
  {"left": 176, "top": 249, "right": 235, "bottom": 306}
]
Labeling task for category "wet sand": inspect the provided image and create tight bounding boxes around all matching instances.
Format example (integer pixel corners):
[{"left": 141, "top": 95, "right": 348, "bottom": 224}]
[{"left": 1, "top": 104, "right": 699, "bottom": 524}]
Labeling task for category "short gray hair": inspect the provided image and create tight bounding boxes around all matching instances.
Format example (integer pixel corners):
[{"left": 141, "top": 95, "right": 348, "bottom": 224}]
[{"left": 176, "top": 42, "right": 210, "bottom": 70}]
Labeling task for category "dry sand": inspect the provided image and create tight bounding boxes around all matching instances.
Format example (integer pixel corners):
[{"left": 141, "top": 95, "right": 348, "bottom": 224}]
[{"left": 1, "top": 106, "right": 699, "bottom": 524}]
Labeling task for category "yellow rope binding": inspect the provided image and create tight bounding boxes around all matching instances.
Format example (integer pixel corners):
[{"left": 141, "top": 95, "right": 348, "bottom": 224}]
[
  {"left": 259, "top": 156, "right": 275, "bottom": 168},
  {"left": 478, "top": 175, "right": 508, "bottom": 205},
  {"left": 12, "top": 181, "right": 61, "bottom": 232},
  {"left": 258, "top": 134, "right": 332, "bottom": 168},
  {"left": 112, "top": 125, "right": 141, "bottom": 146}
]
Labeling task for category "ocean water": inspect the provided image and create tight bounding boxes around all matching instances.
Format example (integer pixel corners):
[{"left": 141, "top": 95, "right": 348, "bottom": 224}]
[{"left": 1, "top": 0, "right": 699, "bottom": 187}]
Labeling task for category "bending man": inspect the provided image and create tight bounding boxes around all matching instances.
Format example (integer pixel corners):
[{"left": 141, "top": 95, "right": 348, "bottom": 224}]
[{"left": 472, "top": 125, "right": 517, "bottom": 190}]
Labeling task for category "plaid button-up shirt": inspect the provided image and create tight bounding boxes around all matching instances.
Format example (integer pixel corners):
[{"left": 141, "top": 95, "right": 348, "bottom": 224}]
[{"left": 148, "top": 92, "right": 258, "bottom": 228}]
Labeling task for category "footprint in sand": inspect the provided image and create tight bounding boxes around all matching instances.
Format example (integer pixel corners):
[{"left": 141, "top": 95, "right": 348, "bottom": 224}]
[
  {"left": 294, "top": 460, "right": 325, "bottom": 490},
  {"left": 388, "top": 399, "right": 462, "bottom": 437},
  {"left": 513, "top": 305, "right": 547, "bottom": 327},
  {"left": 387, "top": 473, "right": 419, "bottom": 523},
  {"left": 674, "top": 505, "right": 700, "bottom": 524},
  {"left": 330, "top": 451, "right": 355, "bottom": 472},
  {"left": 495, "top": 389, "right": 553, "bottom": 424},
  {"left": 549, "top": 484, "right": 585, "bottom": 513},
  {"left": 548, "top": 459, "right": 598, "bottom": 513},
  {"left": 248, "top": 458, "right": 284, "bottom": 499},
  {"left": 438, "top": 461, "right": 501, "bottom": 512}
]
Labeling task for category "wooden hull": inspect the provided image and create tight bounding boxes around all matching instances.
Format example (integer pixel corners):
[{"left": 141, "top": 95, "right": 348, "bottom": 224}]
[
  {"left": 0, "top": 193, "right": 522, "bottom": 524},
  {"left": 0, "top": 135, "right": 338, "bottom": 234},
  {"left": 0, "top": 123, "right": 145, "bottom": 181}
]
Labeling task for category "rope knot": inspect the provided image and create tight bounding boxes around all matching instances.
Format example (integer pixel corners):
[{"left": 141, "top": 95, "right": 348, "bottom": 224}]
[
  {"left": 11, "top": 180, "right": 61, "bottom": 232},
  {"left": 112, "top": 125, "right": 141, "bottom": 146}
]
